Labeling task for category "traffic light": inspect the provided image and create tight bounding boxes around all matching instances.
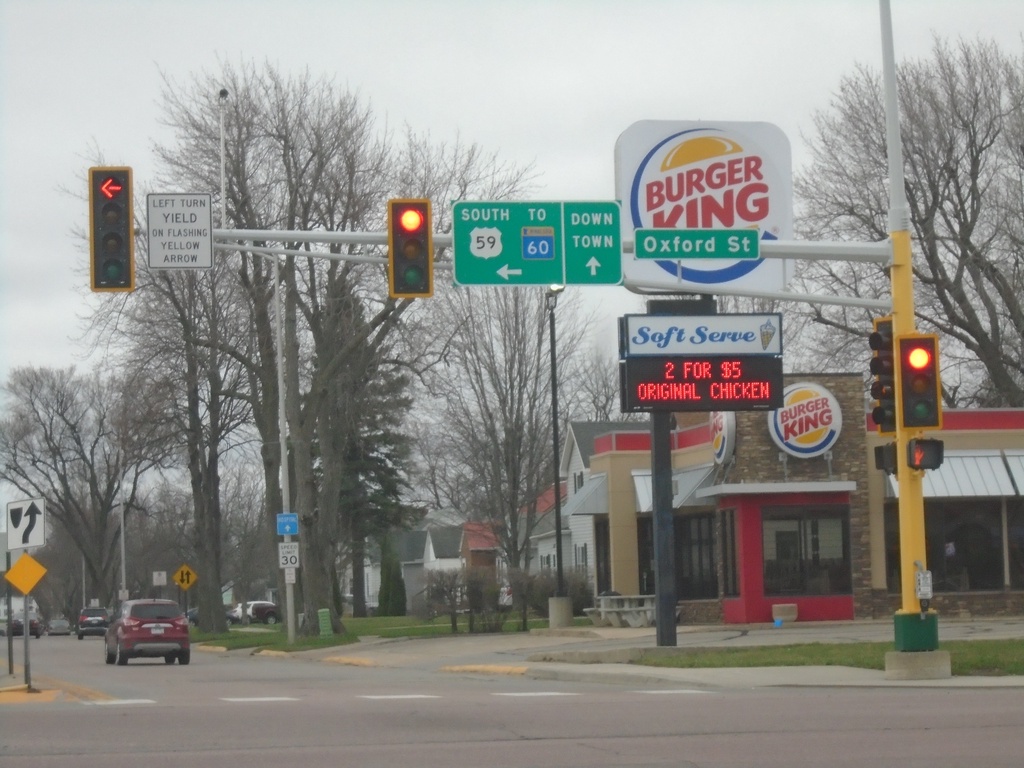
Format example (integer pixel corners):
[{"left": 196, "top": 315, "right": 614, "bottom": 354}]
[
  {"left": 869, "top": 316, "right": 896, "bottom": 433},
  {"left": 387, "top": 198, "right": 433, "bottom": 299},
  {"left": 89, "top": 166, "right": 134, "bottom": 292},
  {"left": 898, "top": 333, "right": 942, "bottom": 429},
  {"left": 907, "top": 438, "right": 944, "bottom": 470}
]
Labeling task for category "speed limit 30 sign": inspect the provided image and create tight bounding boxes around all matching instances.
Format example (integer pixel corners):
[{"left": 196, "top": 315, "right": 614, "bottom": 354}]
[{"left": 278, "top": 542, "right": 300, "bottom": 569}]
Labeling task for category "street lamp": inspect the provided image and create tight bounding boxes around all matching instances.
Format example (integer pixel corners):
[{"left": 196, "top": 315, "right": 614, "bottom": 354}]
[
  {"left": 117, "top": 502, "right": 127, "bottom": 604},
  {"left": 218, "top": 87, "right": 295, "bottom": 643},
  {"left": 545, "top": 284, "right": 565, "bottom": 597}
]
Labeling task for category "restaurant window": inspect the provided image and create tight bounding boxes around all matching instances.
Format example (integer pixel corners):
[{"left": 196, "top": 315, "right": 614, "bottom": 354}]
[
  {"left": 675, "top": 512, "right": 717, "bottom": 599},
  {"left": 886, "top": 500, "right": 1005, "bottom": 592},
  {"left": 762, "top": 505, "right": 851, "bottom": 595}
]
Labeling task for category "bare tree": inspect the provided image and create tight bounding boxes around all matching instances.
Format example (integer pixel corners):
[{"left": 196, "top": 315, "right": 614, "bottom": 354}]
[
  {"left": 149, "top": 61, "right": 534, "bottom": 634},
  {"left": 0, "top": 367, "right": 174, "bottom": 605},
  {"left": 421, "top": 287, "right": 591, "bottom": 570},
  {"left": 790, "top": 37, "right": 1024, "bottom": 405}
]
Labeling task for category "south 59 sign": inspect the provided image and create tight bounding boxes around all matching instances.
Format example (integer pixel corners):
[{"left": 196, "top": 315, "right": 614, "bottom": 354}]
[{"left": 620, "top": 354, "right": 783, "bottom": 413}]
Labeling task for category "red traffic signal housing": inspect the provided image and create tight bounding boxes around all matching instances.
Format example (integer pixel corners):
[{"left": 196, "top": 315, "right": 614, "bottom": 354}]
[
  {"left": 387, "top": 199, "right": 433, "bottom": 299},
  {"left": 898, "top": 333, "right": 942, "bottom": 429},
  {"left": 89, "top": 166, "right": 135, "bottom": 292}
]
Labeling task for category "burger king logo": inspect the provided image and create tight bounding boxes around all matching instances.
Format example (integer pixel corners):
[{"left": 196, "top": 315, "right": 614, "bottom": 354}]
[
  {"left": 615, "top": 121, "right": 793, "bottom": 292},
  {"left": 768, "top": 382, "right": 843, "bottom": 459},
  {"left": 710, "top": 411, "right": 736, "bottom": 465}
]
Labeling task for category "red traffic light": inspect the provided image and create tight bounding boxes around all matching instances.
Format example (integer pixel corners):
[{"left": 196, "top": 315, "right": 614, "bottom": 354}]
[
  {"left": 398, "top": 207, "right": 424, "bottom": 233},
  {"left": 905, "top": 344, "right": 932, "bottom": 372},
  {"left": 898, "top": 334, "right": 942, "bottom": 429},
  {"left": 100, "top": 176, "right": 124, "bottom": 199},
  {"left": 89, "top": 166, "right": 134, "bottom": 293},
  {"left": 387, "top": 199, "right": 433, "bottom": 299}
]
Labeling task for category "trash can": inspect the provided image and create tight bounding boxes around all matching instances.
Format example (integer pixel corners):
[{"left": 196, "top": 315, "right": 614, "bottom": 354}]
[{"left": 317, "top": 608, "right": 332, "bottom": 637}]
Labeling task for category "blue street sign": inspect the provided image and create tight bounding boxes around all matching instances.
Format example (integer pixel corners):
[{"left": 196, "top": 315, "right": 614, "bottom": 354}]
[{"left": 276, "top": 512, "right": 298, "bottom": 536}]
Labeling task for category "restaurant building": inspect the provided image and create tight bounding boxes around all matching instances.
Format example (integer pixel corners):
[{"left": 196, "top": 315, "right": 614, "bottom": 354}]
[{"left": 560, "top": 373, "right": 1024, "bottom": 623}]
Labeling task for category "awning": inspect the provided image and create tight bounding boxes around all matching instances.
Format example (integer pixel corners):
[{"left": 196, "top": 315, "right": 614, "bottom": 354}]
[
  {"left": 633, "top": 464, "right": 716, "bottom": 513},
  {"left": 563, "top": 474, "right": 608, "bottom": 517},
  {"left": 885, "top": 450, "right": 1017, "bottom": 498},
  {"left": 1002, "top": 450, "right": 1024, "bottom": 494}
]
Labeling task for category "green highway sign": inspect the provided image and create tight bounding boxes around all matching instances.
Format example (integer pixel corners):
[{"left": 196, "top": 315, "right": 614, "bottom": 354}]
[
  {"left": 635, "top": 228, "right": 759, "bottom": 259},
  {"left": 453, "top": 201, "right": 621, "bottom": 286}
]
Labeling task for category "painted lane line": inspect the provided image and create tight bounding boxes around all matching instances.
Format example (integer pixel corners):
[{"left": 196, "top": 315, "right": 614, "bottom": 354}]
[
  {"left": 85, "top": 699, "right": 156, "bottom": 706},
  {"left": 221, "top": 697, "right": 300, "bottom": 702}
]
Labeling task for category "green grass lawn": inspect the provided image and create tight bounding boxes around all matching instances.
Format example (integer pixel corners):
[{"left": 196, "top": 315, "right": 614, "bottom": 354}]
[
  {"left": 191, "top": 616, "right": 1024, "bottom": 676},
  {"left": 636, "top": 639, "right": 1024, "bottom": 676},
  {"left": 190, "top": 613, "right": 563, "bottom": 652}
]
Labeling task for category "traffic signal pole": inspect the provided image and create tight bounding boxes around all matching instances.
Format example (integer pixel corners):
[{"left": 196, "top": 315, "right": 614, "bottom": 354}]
[{"left": 880, "top": 0, "right": 940, "bottom": 656}]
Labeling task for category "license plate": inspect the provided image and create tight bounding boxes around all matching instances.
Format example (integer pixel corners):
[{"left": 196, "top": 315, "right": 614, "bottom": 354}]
[{"left": 150, "top": 626, "right": 164, "bottom": 635}]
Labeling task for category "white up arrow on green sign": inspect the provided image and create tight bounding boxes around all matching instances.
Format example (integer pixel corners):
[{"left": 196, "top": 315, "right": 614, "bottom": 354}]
[{"left": 453, "top": 201, "right": 621, "bottom": 286}]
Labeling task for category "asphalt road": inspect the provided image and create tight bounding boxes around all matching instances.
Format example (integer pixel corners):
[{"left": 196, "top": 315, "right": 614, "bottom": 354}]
[{"left": 3, "top": 621, "right": 1024, "bottom": 767}]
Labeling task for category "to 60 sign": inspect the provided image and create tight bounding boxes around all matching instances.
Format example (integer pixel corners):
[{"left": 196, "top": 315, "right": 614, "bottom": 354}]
[{"left": 278, "top": 542, "right": 300, "bottom": 569}]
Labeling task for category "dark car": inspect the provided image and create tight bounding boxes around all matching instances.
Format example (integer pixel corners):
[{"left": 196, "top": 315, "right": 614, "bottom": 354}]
[
  {"left": 77, "top": 607, "right": 111, "bottom": 639},
  {"left": 4, "top": 616, "right": 42, "bottom": 638},
  {"left": 186, "top": 607, "right": 240, "bottom": 627},
  {"left": 105, "top": 599, "right": 190, "bottom": 666},
  {"left": 247, "top": 601, "right": 280, "bottom": 625}
]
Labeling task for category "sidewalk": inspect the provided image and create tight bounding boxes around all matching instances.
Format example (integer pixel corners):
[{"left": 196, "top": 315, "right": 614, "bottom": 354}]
[{"left": 288, "top": 616, "right": 1024, "bottom": 689}]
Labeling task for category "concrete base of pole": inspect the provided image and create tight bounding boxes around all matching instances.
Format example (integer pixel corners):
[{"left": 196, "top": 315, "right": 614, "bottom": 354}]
[
  {"left": 884, "top": 650, "right": 951, "bottom": 680},
  {"left": 548, "top": 596, "right": 573, "bottom": 629}
]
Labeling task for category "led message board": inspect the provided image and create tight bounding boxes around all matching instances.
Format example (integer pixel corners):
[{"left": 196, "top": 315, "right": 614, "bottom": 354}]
[{"left": 620, "top": 354, "right": 784, "bottom": 413}]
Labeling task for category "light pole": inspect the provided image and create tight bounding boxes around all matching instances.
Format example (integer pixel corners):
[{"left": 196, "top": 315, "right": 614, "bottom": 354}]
[
  {"left": 545, "top": 284, "right": 565, "bottom": 599},
  {"left": 118, "top": 502, "right": 127, "bottom": 603}
]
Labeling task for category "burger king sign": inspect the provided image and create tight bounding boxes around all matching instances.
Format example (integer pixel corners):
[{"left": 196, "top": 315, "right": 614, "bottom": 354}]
[{"left": 615, "top": 121, "right": 793, "bottom": 293}]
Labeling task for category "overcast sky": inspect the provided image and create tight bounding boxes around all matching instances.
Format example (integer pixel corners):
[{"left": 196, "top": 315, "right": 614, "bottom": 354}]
[{"left": 1, "top": 0, "right": 1022, "bottom": 392}]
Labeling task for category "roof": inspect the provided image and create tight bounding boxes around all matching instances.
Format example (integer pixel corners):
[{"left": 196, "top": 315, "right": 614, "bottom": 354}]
[
  {"left": 528, "top": 481, "right": 568, "bottom": 517},
  {"left": 396, "top": 530, "right": 428, "bottom": 563},
  {"left": 566, "top": 421, "right": 647, "bottom": 470},
  {"left": 885, "top": 450, "right": 1017, "bottom": 498},
  {"left": 633, "top": 464, "right": 717, "bottom": 512},
  {"left": 562, "top": 473, "right": 608, "bottom": 517},
  {"left": 429, "top": 526, "right": 464, "bottom": 559},
  {"left": 463, "top": 522, "right": 500, "bottom": 551}
]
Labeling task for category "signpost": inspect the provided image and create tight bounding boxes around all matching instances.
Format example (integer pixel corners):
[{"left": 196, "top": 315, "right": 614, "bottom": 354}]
[
  {"left": 147, "top": 193, "right": 213, "bottom": 269},
  {"left": 453, "top": 200, "right": 622, "bottom": 286}
]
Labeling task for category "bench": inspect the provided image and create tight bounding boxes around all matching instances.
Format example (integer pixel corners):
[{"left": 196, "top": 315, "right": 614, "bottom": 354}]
[{"left": 585, "top": 595, "right": 658, "bottom": 628}]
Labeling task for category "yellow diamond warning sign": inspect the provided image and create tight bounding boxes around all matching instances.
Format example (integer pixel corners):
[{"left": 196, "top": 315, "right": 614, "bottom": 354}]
[{"left": 4, "top": 553, "right": 47, "bottom": 595}]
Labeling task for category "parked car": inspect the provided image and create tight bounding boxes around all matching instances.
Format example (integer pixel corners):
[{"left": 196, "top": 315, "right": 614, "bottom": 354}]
[
  {"left": 47, "top": 618, "right": 71, "bottom": 636},
  {"left": 230, "top": 601, "right": 280, "bottom": 625},
  {"left": 77, "top": 607, "right": 111, "bottom": 639},
  {"left": 2, "top": 616, "right": 42, "bottom": 638},
  {"left": 247, "top": 601, "right": 280, "bottom": 624},
  {"left": 186, "top": 607, "right": 240, "bottom": 627},
  {"left": 104, "top": 599, "right": 190, "bottom": 666}
]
